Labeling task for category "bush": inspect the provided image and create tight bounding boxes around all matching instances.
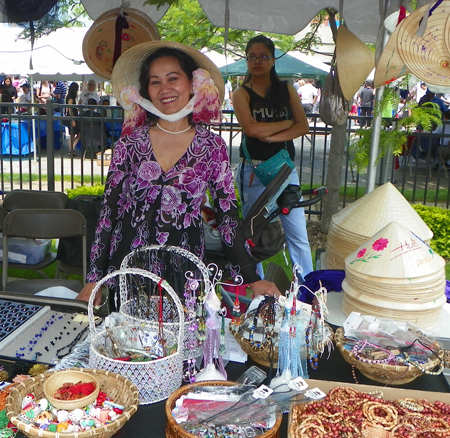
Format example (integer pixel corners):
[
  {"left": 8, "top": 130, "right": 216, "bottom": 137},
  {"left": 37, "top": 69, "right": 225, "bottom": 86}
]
[
  {"left": 412, "top": 204, "right": 450, "bottom": 261},
  {"left": 66, "top": 184, "right": 105, "bottom": 199}
]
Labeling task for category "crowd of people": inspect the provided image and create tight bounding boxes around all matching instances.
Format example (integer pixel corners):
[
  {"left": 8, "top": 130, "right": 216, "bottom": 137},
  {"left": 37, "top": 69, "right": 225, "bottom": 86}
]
[{"left": 0, "top": 75, "right": 113, "bottom": 115}]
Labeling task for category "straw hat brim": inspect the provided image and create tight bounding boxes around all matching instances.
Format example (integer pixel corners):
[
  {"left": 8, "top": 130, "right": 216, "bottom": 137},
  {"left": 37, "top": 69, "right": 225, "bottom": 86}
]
[
  {"left": 111, "top": 41, "right": 225, "bottom": 106},
  {"left": 336, "top": 25, "right": 375, "bottom": 101},
  {"left": 396, "top": 1, "right": 450, "bottom": 86},
  {"left": 374, "top": 18, "right": 410, "bottom": 88},
  {"left": 331, "top": 182, "right": 433, "bottom": 242},
  {"left": 82, "top": 7, "right": 160, "bottom": 80}
]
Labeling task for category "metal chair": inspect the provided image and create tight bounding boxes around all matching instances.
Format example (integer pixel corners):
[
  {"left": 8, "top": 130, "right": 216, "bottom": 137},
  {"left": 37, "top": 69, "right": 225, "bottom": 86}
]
[
  {"left": 3, "top": 189, "right": 69, "bottom": 211},
  {"left": 2, "top": 209, "right": 87, "bottom": 294},
  {"left": 56, "top": 194, "right": 102, "bottom": 279}
]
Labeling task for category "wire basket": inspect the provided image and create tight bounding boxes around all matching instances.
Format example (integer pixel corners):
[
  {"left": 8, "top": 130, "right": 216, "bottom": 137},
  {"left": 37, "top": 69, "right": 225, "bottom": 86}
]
[
  {"left": 165, "top": 381, "right": 283, "bottom": 438},
  {"left": 43, "top": 369, "right": 100, "bottom": 410},
  {"left": 334, "top": 327, "right": 444, "bottom": 385},
  {"left": 88, "top": 268, "right": 185, "bottom": 405},
  {"left": 6, "top": 368, "right": 139, "bottom": 438},
  {"left": 120, "top": 245, "right": 213, "bottom": 360}
]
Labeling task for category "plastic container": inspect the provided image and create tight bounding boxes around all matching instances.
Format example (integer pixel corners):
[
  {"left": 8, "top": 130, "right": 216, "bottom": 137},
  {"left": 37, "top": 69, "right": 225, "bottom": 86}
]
[{"left": 0, "top": 235, "right": 52, "bottom": 264}]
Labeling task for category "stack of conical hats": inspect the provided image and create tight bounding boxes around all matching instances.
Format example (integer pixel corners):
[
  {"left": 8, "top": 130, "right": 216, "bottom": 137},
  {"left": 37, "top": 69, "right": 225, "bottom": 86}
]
[
  {"left": 325, "top": 182, "right": 433, "bottom": 270},
  {"left": 341, "top": 221, "right": 446, "bottom": 330}
]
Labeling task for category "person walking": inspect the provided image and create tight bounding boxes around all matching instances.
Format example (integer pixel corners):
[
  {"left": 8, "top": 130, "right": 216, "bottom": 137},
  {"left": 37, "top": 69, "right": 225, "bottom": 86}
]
[{"left": 232, "top": 34, "right": 313, "bottom": 283}]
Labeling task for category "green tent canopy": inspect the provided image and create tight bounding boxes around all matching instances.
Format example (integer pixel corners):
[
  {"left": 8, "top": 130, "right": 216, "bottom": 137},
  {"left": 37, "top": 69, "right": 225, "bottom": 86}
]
[{"left": 219, "top": 49, "right": 328, "bottom": 82}]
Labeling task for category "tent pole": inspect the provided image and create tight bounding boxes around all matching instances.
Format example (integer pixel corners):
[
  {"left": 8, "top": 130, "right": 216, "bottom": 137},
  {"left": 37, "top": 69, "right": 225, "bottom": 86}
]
[
  {"left": 366, "top": 25, "right": 389, "bottom": 194},
  {"left": 30, "top": 75, "right": 37, "bottom": 163}
]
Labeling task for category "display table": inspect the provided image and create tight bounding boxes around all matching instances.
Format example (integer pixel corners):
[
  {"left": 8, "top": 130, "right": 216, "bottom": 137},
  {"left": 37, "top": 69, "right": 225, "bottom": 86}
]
[
  {"left": 1, "top": 121, "right": 34, "bottom": 155},
  {"left": 2, "top": 292, "right": 448, "bottom": 438}
]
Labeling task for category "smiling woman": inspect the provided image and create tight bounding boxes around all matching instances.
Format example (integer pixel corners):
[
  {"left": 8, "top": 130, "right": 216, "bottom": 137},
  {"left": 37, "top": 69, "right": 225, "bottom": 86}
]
[{"left": 75, "top": 41, "right": 281, "bottom": 308}]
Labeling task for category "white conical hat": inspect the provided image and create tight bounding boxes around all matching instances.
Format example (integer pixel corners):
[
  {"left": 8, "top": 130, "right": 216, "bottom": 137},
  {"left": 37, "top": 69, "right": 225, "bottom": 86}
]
[
  {"left": 374, "top": 15, "right": 410, "bottom": 88},
  {"left": 345, "top": 221, "right": 445, "bottom": 279},
  {"left": 331, "top": 182, "right": 433, "bottom": 242},
  {"left": 336, "top": 25, "right": 375, "bottom": 101}
]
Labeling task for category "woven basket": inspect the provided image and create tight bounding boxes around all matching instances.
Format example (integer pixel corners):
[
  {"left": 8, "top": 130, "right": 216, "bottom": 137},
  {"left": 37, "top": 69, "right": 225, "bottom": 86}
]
[
  {"left": 230, "top": 315, "right": 279, "bottom": 368},
  {"left": 334, "top": 327, "right": 444, "bottom": 385},
  {"left": 43, "top": 369, "right": 100, "bottom": 410},
  {"left": 88, "top": 268, "right": 185, "bottom": 405},
  {"left": 165, "top": 381, "right": 283, "bottom": 438},
  {"left": 5, "top": 368, "right": 139, "bottom": 438},
  {"left": 230, "top": 316, "right": 334, "bottom": 368}
]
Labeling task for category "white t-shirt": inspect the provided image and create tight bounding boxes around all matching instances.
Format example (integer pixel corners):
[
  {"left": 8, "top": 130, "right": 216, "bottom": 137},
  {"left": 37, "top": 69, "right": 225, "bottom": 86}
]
[
  {"left": 224, "top": 81, "right": 232, "bottom": 101},
  {"left": 79, "top": 90, "right": 100, "bottom": 105},
  {"left": 299, "top": 83, "right": 318, "bottom": 104}
]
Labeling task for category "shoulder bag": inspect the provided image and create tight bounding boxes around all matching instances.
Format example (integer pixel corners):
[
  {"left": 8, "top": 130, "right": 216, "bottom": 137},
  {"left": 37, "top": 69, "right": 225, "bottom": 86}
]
[{"left": 241, "top": 136, "right": 294, "bottom": 186}]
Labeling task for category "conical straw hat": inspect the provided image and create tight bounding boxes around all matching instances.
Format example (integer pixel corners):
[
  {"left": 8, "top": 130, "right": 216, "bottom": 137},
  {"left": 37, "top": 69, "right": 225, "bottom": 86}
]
[
  {"left": 344, "top": 221, "right": 445, "bottom": 279},
  {"left": 82, "top": 7, "right": 160, "bottom": 80},
  {"left": 374, "top": 16, "right": 410, "bottom": 88},
  {"left": 336, "top": 25, "right": 375, "bottom": 101},
  {"left": 445, "top": 14, "right": 450, "bottom": 58},
  {"left": 331, "top": 182, "right": 433, "bottom": 243},
  {"left": 396, "top": 1, "right": 450, "bottom": 86}
]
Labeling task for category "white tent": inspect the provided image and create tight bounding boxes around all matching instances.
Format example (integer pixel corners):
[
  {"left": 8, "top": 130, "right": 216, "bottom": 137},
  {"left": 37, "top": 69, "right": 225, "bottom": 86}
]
[{"left": 0, "top": 26, "right": 102, "bottom": 81}]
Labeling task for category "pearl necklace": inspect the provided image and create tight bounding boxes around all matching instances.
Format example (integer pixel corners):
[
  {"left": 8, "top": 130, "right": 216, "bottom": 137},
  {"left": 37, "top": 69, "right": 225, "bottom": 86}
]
[{"left": 156, "top": 122, "right": 192, "bottom": 135}]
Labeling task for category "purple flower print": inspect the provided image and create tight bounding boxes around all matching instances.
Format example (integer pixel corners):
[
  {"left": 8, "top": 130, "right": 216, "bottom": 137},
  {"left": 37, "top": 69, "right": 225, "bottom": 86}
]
[
  {"left": 136, "top": 161, "right": 161, "bottom": 190},
  {"left": 218, "top": 215, "right": 238, "bottom": 246}
]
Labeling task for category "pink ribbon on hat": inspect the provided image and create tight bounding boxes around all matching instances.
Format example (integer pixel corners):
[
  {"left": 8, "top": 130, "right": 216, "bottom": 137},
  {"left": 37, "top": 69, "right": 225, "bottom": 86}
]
[{"left": 192, "top": 68, "right": 222, "bottom": 124}]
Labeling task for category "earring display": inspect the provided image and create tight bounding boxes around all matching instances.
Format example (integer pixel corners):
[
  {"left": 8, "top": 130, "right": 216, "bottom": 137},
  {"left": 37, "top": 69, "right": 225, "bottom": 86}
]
[{"left": 0, "top": 307, "right": 89, "bottom": 364}]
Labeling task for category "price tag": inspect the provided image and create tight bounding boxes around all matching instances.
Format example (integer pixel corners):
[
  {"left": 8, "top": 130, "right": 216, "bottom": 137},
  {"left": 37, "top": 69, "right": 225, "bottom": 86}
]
[
  {"left": 305, "top": 388, "right": 326, "bottom": 400},
  {"left": 253, "top": 384, "right": 273, "bottom": 399},
  {"left": 288, "top": 377, "right": 309, "bottom": 392}
]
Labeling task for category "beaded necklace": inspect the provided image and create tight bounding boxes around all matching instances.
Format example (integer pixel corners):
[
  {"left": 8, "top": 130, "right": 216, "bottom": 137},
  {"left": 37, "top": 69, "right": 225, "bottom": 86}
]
[{"left": 15, "top": 314, "right": 63, "bottom": 359}]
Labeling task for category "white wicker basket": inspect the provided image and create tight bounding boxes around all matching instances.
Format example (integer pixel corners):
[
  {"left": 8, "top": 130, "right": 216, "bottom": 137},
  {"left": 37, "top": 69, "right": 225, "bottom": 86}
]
[
  {"left": 88, "top": 268, "right": 185, "bottom": 405},
  {"left": 119, "top": 245, "right": 212, "bottom": 360}
]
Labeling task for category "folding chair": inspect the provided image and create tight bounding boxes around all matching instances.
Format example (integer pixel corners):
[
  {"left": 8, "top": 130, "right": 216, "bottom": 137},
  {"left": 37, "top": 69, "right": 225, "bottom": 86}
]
[
  {"left": 3, "top": 189, "right": 68, "bottom": 211},
  {"left": 2, "top": 209, "right": 87, "bottom": 294},
  {"left": 1, "top": 190, "right": 70, "bottom": 279}
]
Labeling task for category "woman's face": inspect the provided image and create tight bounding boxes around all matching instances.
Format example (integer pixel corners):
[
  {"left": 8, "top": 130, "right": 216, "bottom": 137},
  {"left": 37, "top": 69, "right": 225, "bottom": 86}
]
[
  {"left": 4, "top": 78, "right": 11, "bottom": 86},
  {"left": 147, "top": 56, "right": 192, "bottom": 115},
  {"left": 246, "top": 42, "right": 274, "bottom": 77}
]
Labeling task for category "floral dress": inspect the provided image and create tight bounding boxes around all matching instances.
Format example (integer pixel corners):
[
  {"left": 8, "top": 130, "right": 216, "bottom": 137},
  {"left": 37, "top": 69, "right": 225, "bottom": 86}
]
[{"left": 87, "top": 123, "right": 260, "bottom": 284}]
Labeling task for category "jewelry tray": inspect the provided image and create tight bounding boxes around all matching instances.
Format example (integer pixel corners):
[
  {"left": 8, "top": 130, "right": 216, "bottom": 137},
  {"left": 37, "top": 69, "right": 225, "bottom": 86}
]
[{"left": 0, "top": 305, "right": 89, "bottom": 364}]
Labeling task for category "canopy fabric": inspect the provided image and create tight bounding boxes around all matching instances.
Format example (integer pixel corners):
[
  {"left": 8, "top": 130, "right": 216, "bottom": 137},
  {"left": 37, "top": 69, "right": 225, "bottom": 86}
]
[
  {"left": 197, "top": 0, "right": 434, "bottom": 43},
  {"left": 219, "top": 49, "right": 329, "bottom": 81},
  {"left": 0, "top": 27, "right": 102, "bottom": 81}
]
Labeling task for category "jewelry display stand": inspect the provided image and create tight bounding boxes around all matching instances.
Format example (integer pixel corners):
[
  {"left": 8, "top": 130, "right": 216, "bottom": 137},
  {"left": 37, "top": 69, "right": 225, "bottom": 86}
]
[{"left": 0, "top": 307, "right": 89, "bottom": 364}]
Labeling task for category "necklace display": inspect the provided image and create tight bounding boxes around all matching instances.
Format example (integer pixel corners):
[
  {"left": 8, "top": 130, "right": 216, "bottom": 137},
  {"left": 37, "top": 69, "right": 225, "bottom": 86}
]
[
  {"left": 156, "top": 122, "right": 192, "bottom": 135},
  {"left": 11, "top": 312, "right": 89, "bottom": 363}
]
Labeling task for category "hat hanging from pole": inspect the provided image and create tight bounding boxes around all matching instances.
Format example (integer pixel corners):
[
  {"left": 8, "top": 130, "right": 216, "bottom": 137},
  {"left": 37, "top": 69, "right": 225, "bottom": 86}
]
[
  {"left": 374, "top": 12, "right": 410, "bottom": 87},
  {"left": 396, "top": 1, "right": 450, "bottom": 86},
  {"left": 82, "top": 7, "right": 160, "bottom": 80},
  {"left": 335, "top": 25, "right": 375, "bottom": 101}
]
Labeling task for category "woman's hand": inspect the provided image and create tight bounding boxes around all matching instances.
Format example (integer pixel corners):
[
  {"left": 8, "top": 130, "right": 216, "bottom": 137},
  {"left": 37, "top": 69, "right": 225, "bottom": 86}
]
[
  {"left": 76, "top": 282, "right": 102, "bottom": 306},
  {"left": 249, "top": 279, "right": 282, "bottom": 299}
]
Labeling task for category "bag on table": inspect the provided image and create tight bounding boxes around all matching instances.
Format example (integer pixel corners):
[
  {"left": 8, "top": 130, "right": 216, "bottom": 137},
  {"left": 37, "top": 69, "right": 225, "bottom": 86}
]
[{"left": 241, "top": 136, "right": 294, "bottom": 186}]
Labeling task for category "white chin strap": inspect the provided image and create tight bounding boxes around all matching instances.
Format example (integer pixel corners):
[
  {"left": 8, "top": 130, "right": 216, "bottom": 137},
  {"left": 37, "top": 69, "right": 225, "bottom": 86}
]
[{"left": 137, "top": 96, "right": 195, "bottom": 122}]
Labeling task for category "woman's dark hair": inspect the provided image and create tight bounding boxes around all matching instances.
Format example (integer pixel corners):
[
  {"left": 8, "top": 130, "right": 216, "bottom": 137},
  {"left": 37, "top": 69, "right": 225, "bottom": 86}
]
[
  {"left": 66, "top": 82, "right": 79, "bottom": 103},
  {"left": 139, "top": 47, "right": 198, "bottom": 124},
  {"left": 243, "top": 35, "right": 289, "bottom": 112}
]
